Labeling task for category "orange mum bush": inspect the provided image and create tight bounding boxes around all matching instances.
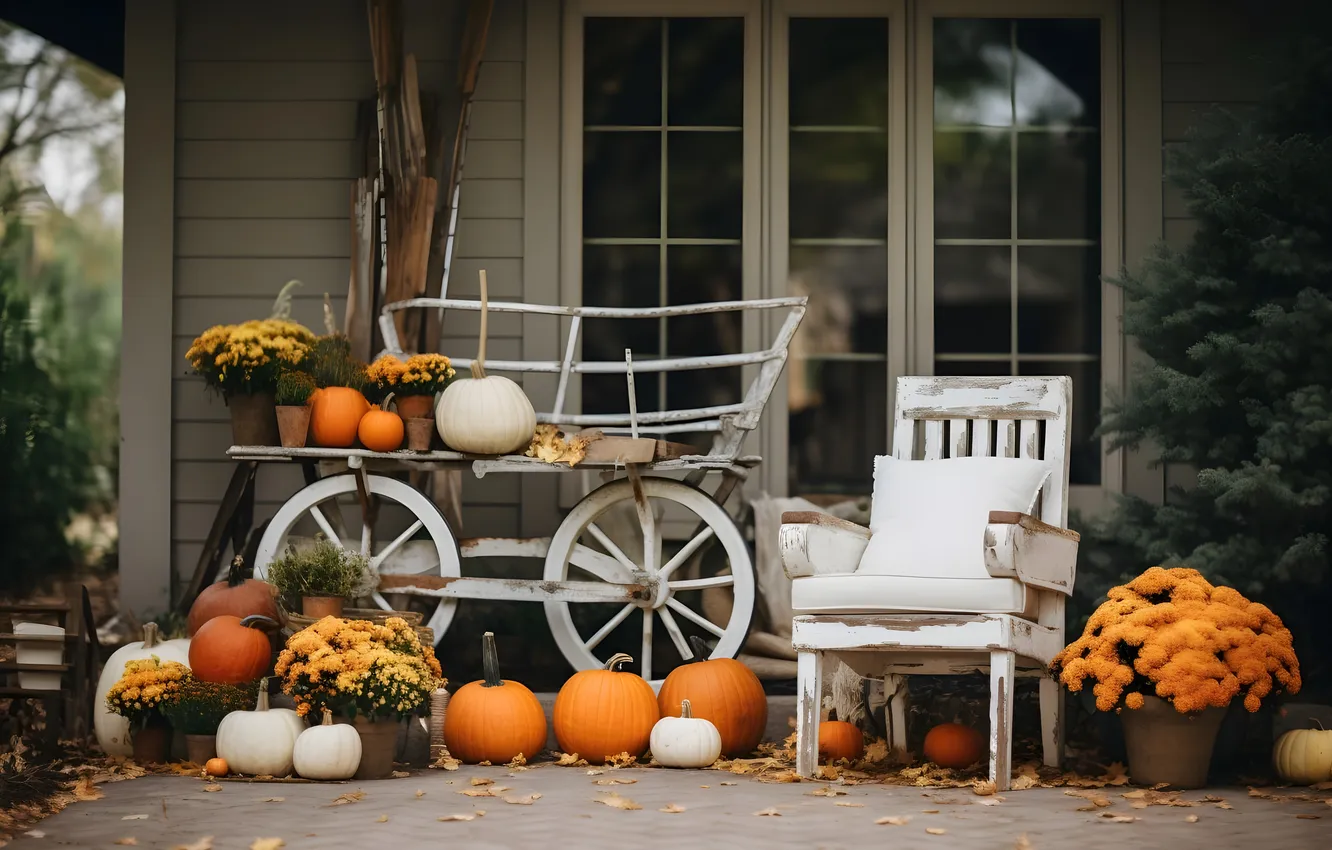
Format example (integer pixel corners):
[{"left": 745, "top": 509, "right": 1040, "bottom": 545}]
[{"left": 1052, "top": 567, "right": 1300, "bottom": 714}]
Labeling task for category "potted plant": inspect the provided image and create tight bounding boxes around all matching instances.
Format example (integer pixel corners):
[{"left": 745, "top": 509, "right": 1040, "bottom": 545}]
[
  {"left": 162, "top": 676, "right": 256, "bottom": 764},
  {"left": 266, "top": 536, "right": 372, "bottom": 619},
  {"left": 306, "top": 334, "right": 371, "bottom": 448},
  {"left": 185, "top": 318, "right": 315, "bottom": 446},
  {"left": 104, "top": 656, "right": 190, "bottom": 764},
  {"left": 275, "top": 369, "right": 316, "bottom": 448},
  {"left": 1053, "top": 566, "right": 1301, "bottom": 788},
  {"left": 275, "top": 616, "right": 444, "bottom": 779},
  {"left": 368, "top": 353, "right": 456, "bottom": 421}
]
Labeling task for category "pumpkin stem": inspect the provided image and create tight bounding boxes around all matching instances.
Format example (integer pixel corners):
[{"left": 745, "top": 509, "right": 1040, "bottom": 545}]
[
  {"left": 481, "top": 631, "right": 503, "bottom": 688},
  {"left": 827, "top": 709, "right": 839, "bottom": 723},
  {"left": 471, "top": 269, "right": 489, "bottom": 380},
  {"left": 382, "top": 392, "right": 396, "bottom": 412},
  {"left": 226, "top": 554, "right": 247, "bottom": 587},
  {"left": 321, "top": 708, "right": 334, "bottom": 727},
  {"left": 255, "top": 677, "right": 271, "bottom": 712},
  {"left": 1314, "top": 718, "right": 1326, "bottom": 731},
  {"left": 604, "top": 652, "right": 634, "bottom": 672},
  {"left": 240, "top": 614, "right": 280, "bottom": 632},
  {"left": 688, "top": 635, "right": 712, "bottom": 662},
  {"left": 142, "top": 622, "right": 160, "bottom": 649},
  {"left": 680, "top": 699, "right": 693, "bottom": 719}
]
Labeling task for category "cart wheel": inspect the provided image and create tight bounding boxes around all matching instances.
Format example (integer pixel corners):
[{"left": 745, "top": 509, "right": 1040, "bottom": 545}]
[
  {"left": 543, "top": 477, "right": 755, "bottom": 685},
  {"left": 253, "top": 473, "right": 461, "bottom": 644}
]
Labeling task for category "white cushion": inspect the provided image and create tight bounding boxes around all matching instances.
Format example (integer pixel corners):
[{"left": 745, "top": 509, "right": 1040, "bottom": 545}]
[
  {"left": 791, "top": 573, "right": 1034, "bottom": 616},
  {"left": 858, "top": 455, "right": 1050, "bottom": 580}
]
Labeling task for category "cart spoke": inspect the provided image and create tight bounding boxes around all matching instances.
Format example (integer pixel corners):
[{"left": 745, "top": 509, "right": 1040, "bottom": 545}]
[
  {"left": 669, "top": 575, "right": 734, "bottom": 591},
  {"left": 584, "top": 603, "right": 636, "bottom": 651},
  {"left": 666, "top": 597, "right": 726, "bottom": 638},
  {"left": 641, "top": 608, "right": 653, "bottom": 679},
  {"left": 569, "top": 543, "right": 633, "bottom": 583},
  {"left": 371, "top": 520, "right": 425, "bottom": 570},
  {"left": 586, "top": 522, "right": 640, "bottom": 575},
  {"left": 656, "top": 604, "right": 693, "bottom": 660},
  {"left": 632, "top": 489, "right": 659, "bottom": 573},
  {"left": 658, "top": 526, "right": 716, "bottom": 581},
  {"left": 360, "top": 518, "right": 373, "bottom": 557},
  {"left": 309, "top": 505, "right": 341, "bottom": 543}
]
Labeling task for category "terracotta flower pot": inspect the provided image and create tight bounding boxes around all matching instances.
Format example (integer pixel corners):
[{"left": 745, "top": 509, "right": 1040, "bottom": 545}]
[
  {"left": 276, "top": 405, "right": 312, "bottom": 448},
  {"left": 1121, "top": 695, "right": 1227, "bottom": 788},
  {"left": 185, "top": 733, "right": 217, "bottom": 765},
  {"left": 395, "top": 394, "right": 434, "bottom": 420},
  {"left": 302, "top": 596, "right": 345, "bottom": 619},
  {"left": 353, "top": 716, "right": 401, "bottom": 780},
  {"left": 406, "top": 417, "right": 435, "bottom": 452},
  {"left": 132, "top": 715, "right": 173, "bottom": 765},
  {"left": 228, "top": 392, "right": 280, "bottom": 446}
]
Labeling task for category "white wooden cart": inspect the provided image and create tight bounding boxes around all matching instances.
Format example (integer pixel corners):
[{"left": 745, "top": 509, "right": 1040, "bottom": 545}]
[{"left": 230, "top": 296, "right": 806, "bottom": 684}]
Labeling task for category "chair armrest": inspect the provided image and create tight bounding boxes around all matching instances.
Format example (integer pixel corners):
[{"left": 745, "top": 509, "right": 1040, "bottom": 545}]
[
  {"left": 779, "top": 511, "right": 871, "bottom": 579},
  {"left": 982, "top": 511, "right": 1079, "bottom": 594}
]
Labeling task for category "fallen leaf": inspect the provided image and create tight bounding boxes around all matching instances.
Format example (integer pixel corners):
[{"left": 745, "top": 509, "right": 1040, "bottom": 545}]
[
  {"left": 25, "top": 831, "right": 45, "bottom": 839},
  {"left": 876, "top": 816, "right": 911, "bottom": 826},
  {"left": 329, "top": 791, "right": 366, "bottom": 806},
  {"left": 862, "top": 739, "right": 891, "bottom": 764},
  {"left": 202, "top": 784, "right": 222, "bottom": 793},
  {"left": 504, "top": 793, "right": 542, "bottom": 805},
  {"left": 1121, "top": 789, "right": 1193, "bottom": 808},
  {"left": 170, "top": 839, "right": 214, "bottom": 850},
  {"left": 659, "top": 803, "right": 686, "bottom": 813},
  {"left": 592, "top": 777, "right": 638, "bottom": 786},
  {"left": 835, "top": 802, "right": 865, "bottom": 808},
  {"left": 437, "top": 814, "right": 479, "bottom": 822},
  {"left": 471, "top": 777, "right": 494, "bottom": 786},
  {"left": 586, "top": 769, "right": 606, "bottom": 776},
  {"left": 115, "top": 840, "right": 138, "bottom": 846},
  {"left": 555, "top": 752, "right": 588, "bottom": 767},
  {"left": 595, "top": 792, "right": 643, "bottom": 811},
  {"left": 1015, "top": 836, "right": 1033, "bottom": 849},
  {"left": 973, "top": 780, "right": 997, "bottom": 796},
  {"left": 1218, "top": 802, "right": 1234, "bottom": 810},
  {"left": 1295, "top": 814, "right": 1321, "bottom": 820},
  {"left": 720, "top": 781, "right": 737, "bottom": 786},
  {"left": 975, "top": 797, "right": 1005, "bottom": 807},
  {"left": 921, "top": 809, "right": 940, "bottom": 814},
  {"left": 1011, "top": 774, "right": 1041, "bottom": 791},
  {"left": 926, "top": 828, "right": 947, "bottom": 835},
  {"left": 753, "top": 807, "right": 782, "bottom": 816},
  {"left": 390, "top": 771, "right": 410, "bottom": 779},
  {"left": 415, "top": 789, "right": 426, "bottom": 798},
  {"left": 807, "top": 785, "right": 847, "bottom": 797},
  {"left": 1310, "top": 781, "right": 1332, "bottom": 791},
  {"left": 250, "top": 841, "right": 285, "bottom": 850},
  {"left": 1185, "top": 815, "right": 1199, "bottom": 823},
  {"left": 73, "top": 775, "right": 105, "bottom": 801},
  {"left": 700, "top": 785, "right": 710, "bottom": 789},
  {"left": 376, "top": 815, "right": 388, "bottom": 823},
  {"left": 1100, "top": 814, "right": 1138, "bottom": 823},
  {"left": 506, "top": 753, "right": 528, "bottom": 768},
  {"left": 122, "top": 814, "right": 149, "bottom": 821},
  {"left": 814, "top": 764, "right": 840, "bottom": 781},
  {"left": 606, "top": 752, "right": 638, "bottom": 768},
  {"left": 1103, "top": 762, "right": 1131, "bottom": 786}
]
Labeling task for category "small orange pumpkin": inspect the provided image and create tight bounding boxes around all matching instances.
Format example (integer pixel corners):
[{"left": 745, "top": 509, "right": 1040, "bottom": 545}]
[
  {"left": 186, "top": 556, "right": 280, "bottom": 636},
  {"left": 444, "top": 632, "right": 548, "bottom": 764},
  {"left": 657, "top": 635, "right": 768, "bottom": 757},
  {"left": 189, "top": 615, "right": 277, "bottom": 684},
  {"left": 923, "top": 722, "right": 985, "bottom": 769},
  {"left": 553, "top": 653, "right": 659, "bottom": 763},
  {"left": 204, "top": 757, "right": 229, "bottom": 777},
  {"left": 310, "top": 386, "right": 371, "bottom": 448},
  {"left": 818, "top": 710, "right": 865, "bottom": 763},
  {"left": 358, "top": 394, "right": 405, "bottom": 452}
]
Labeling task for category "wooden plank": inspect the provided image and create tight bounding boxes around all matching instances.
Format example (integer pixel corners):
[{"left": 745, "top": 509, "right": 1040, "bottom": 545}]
[
  {"left": 970, "top": 418, "right": 993, "bottom": 457},
  {"left": 177, "top": 102, "right": 360, "bottom": 141},
  {"left": 175, "top": 258, "right": 352, "bottom": 296},
  {"left": 897, "top": 376, "right": 1069, "bottom": 421},
  {"left": 922, "top": 420, "right": 945, "bottom": 460},
  {"left": 469, "top": 101, "right": 523, "bottom": 140},
  {"left": 175, "top": 297, "right": 346, "bottom": 335},
  {"left": 377, "top": 574, "right": 648, "bottom": 604},
  {"left": 458, "top": 179, "right": 523, "bottom": 218},
  {"left": 996, "top": 420, "right": 1017, "bottom": 458},
  {"left": 453, "top": 217, "right": 523, "bottom": 257},
  {"left": 482, "top": 0, "right": 524, "bottom": 61},
  {"left": 948, "top": 418, "right": 968, "bottom": 457},
  {"left": 1019, "top": 420, "right": 1041, "bottom": 460},
  {"left": 473, "top": 62, "right": 524, "bottom": 101},
  {"left": 178, "top": 61, "right": 380, "bottom": 101},
  {"left": 177, "top": 141, "right": 359, "bottom": 180},
  {"left": 177, "top": 180, "right": 355, "bottom": 219},
  {"left": 177, "top": 461, "right": 256, "bottom": 612},
  {"left": 176, "top": 220, "right": 349, "bottom": 258},
  {"left": 462, "top": 140, "right": 523, "bottom": 179}
]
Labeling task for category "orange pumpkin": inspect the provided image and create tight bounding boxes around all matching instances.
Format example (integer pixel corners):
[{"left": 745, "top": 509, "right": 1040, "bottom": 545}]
[
  {"left": 189, "top": 615, "right": 277, "bottom": 684},
  {"left": 923, "top": 722, "right": 985, "bottom": 769},
  {"left": 657, "top": 635, "right": 768, "bottom": 757},
  {"left": 444, "top": 632, "right": 547, "bottom": 764},
  {"left": 187, "top": 556, "right": 280, "bottom": 636},
  {"left": 310, "top": 386, "right": 370, "bottom": 448},
  {"left": 358, "top": 394, "right": 405, "bottom": 452},
  {"left": 818, "top": 710, "right": 865, "bottom": 763},
  {"left": 553, "top": 653, "right": 659, "bottom": 763},
  {"left": 204, "top": 757, "right": 229, "bottom": 777}
]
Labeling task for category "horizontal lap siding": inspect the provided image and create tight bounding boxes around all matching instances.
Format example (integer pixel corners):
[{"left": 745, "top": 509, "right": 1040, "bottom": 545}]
[{"left": 171, "top": 0, "right": 528, "bottom": 570}]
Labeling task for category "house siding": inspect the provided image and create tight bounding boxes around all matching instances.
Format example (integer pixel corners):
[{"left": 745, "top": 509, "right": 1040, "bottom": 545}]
[{"left": 170, "top": 0, "right": 529, "bottom": 585}]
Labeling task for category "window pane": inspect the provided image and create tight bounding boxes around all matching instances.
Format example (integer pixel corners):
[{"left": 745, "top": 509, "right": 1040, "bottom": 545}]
[
  {"left": 789, "top": 18, "right": 888, "bottom": 127},
  {"left": 789, "top": 245, "right": 887, "bottom": 356},
  {"left": 667, "top": 131, "right": 743, "bottom": 239},
  {"left": 934, "top": 130, "right": 1010, "bottom": 239},
  {"left": 583, "top": 131, "right": 660, "bottom": 238},
  {"left": 933, "top": 19, "right": 1012, "bottom": 127},
  {"left": 1020, "top": 360, "right": 1100, "bottom": 485},
  {"left": 790, "top": 132, "right": 888, "bottom": 240},
  {"left": 789, "top": 360, "right": 887, "bottom": 495},
  {"left": 1017, "top": 132, "right": 1099, "bottom": 240},
  {"left": 667, "top": 18, "right": 744, "bottom": 126},
  {"left": 584, "top": 18, "right": 662, "bottom": 126},
  {"left": 934, "top": 245, "right": 1011, "bottom": 354},
  {"left": 1015, "top": 19, "right": 1100, "bottom": 128},
  {"left": 1017, "top": 247, "right": 1100, "bottom": 355},
  {"left": 582, "top": 245, "right": 661, "bottom": 415}
]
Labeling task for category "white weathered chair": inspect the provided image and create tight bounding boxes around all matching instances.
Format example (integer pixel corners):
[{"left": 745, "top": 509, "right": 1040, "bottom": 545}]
[{"left": 780, "top": 376, "right": 1079, "bottom": 790}]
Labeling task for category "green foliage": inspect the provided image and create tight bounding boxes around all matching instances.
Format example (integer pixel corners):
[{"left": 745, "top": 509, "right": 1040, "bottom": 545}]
[
  {"left": 163, "top": 677, "right": 257, "bottom": 735},
  {"left": 307, "top": 333, "right": 368, "bottom": 392},
  {"left": 276, "top": 369, "right": 317, "bottom": 406},
  {"left": 266, "top": 537, "right": 371, "bottom": 604},
  {"left": 1083, "top": 20, "right": 1332, "bottom": 688}
]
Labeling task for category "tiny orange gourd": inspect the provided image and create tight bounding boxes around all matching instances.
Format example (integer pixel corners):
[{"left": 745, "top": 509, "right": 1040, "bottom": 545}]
[
  {"left": 310, "top": 386, "right": 371, "bottom": 448},
  {"left": 189, "top": 615, "right": 277, "bottom": 684},
  {"left": 358, "top": 394, "right": 405, "bottom": 452},
  {"left": 657, "top": 635, "right": 768, "bottom": 758},
  {"left": 444, "top": 632, "right": 548, "bottom": 764},
  {"left": 818, "top": 710, "right": 865, "bottom": 763},
  {"left": 204, "top": 757, "right": 229, "bottom": 777},
  {"left": 553, "top": 653, "right": 659, "bottom": 764},
  {"left": 923, "top": 722, "right": 985, "bottom": 769}
]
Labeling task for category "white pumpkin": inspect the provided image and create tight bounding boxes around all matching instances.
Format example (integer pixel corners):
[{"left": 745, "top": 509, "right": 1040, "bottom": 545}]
[
  {"left": 216, "top": 679, "right": 306, "bottom": 777},
  {"left": 650, "top": 699, "right": 722, "bottom": 768},
  {"left": 436, "top": 269, "right": 536, "bottom": 455},
  {"left": 293, "top": 709, "right": 362, "bottom": 780},
  {"left": 1273, "top": 722, "right": 1332, "bottom": 784},
  {"left": 95, "top": 623, "right": 191, "bottom": 756}
]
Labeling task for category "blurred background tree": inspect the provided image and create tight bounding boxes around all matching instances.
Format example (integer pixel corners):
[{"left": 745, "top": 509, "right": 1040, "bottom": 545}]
[{"left": 0, "top": 20, "right": 122, "bottom": 596}]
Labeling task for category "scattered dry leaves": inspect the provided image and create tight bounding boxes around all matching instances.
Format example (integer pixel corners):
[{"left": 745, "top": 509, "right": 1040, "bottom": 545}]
[
  {"left": 1185, "top": 815, "right": 1200, "bottom": 823},
  {"left": 376, "top": 815, "right": 388, "bottom": 823},
  {"left": 430, "top": 754, "right": 462, "bottom": 771},
  {"left": 1100, "top": 814, "right": 1139, "bottom": 823},
  {"left": 753, "top": 807, "right": 782, "bottom": 816},
  {"left": 170, "top": 839, "right": 214, "bottom": 850},
  {"left": 595, "top": 792, "right": 643, "bottom": 811},
  {"left": 555, "top": 753, "right": 589, "bottom": 767},
  {"left": 506, "top": 753, "right": 528, "bottom": 768},
  {"left": 606, "top": 752, "right": 638, "bottom": 768},
  {"left": 835, "top": 801, "right": 865, "bottom": 808},
  {"left": 121, "top": 814, "right": 148, "bottom": 821},
  {"left": 876, "top": 816, "right": 911, "bottom": 826},
  {"left": 1122, "top": 789, "right": 1194, "bottom": 809},
  {"left": 1065, "top": 789, "right": 1112, "bottom": 810},
  {"left": 114, "top": 839, "right": 138, "bottom": 846},
  {"left": 415, "top": 789, "right": 426, "bottom": 798},
  {"left": 72, "top": 775, "right": 104, "bottom": 801},
  {"left": 719, "top": 781, "right": 737, "bottom": 786},
  {"left": 659, "top": 803, "right": 686, "bottom": 814},
  {"left": 807, "top": 785, "right": 846, "bottom": 797},
  {"left": 926, "top": 828, "right": 948, "bottom": 835},
  {"left": 973, "top": 779, "right": 997, "bottom": 796},
  {"left": 437, "top": 813, "right": 480, "bottom": 822},
  {"left": 201, "top": 784, "right": 222, "bottom": 793},
  {"left": 1015, "top": 835, "right": 1033, "bottom": 849},
  {"left": 592, "top": 777, "right": 637, "bottom": 786},
  {"left": 471, "top": 777, "right": 494, "bottom": 787},
  {"left": 328, "top": 791, "right": 366, "bottom": 806},
  {"left": 458, "top": 785, "right": 511, "bottom": 797},
  {"left": 504, "top": 794, "right": 542, "bottom": 805},
  {"left": 1295, "top": 814, "right": 1321, "bottom": 820},
  {"left": 390, "top": 771, "right": 410, "bottom": 779},
  {"left": 249, "top": 840, "right": 284, "bottom": 850}
]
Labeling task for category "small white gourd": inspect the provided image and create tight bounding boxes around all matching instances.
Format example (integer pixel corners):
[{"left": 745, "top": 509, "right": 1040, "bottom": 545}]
[
  {"left": 95, "top": 623, "right": 192, "bottom": 756},
  {"left": 1273, "top": 721, "right": 1332, "bottom": 784},
  {"left": 649, "top": 699, "right": 723, "bottom": 768},
  {"left": 436, "top": 269, "right": 536, "bottom": 455},
  {"left": 293, "top": 708, "right": 362, "bottom": 780},
  {"left": 216, "top": 678, "right": 306, "bottom": 777}
]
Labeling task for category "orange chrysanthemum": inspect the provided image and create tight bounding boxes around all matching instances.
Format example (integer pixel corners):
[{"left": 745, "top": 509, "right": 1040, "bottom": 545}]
[{"left": 1052, "top": 567, "right": 1300, "bottom": 714}]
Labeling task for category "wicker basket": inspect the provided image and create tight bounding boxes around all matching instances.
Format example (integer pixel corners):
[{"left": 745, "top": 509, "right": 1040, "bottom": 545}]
[{"left": 282, "top": 606, "right": 423, "bottom": 631}]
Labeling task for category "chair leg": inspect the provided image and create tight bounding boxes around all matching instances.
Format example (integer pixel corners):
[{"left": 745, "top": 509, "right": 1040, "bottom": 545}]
[
  {"left": 989, "top": 650, "right": 1016, "bottom": 791},
  {"left": 795, "top": 650, "right": 823, "bottom": 777},
  {"left": 1039, "top": 674, "right": 1064, "bottom": 769},
  {"left": 884, "top": 674, "right": 909, "bottom": 759}
]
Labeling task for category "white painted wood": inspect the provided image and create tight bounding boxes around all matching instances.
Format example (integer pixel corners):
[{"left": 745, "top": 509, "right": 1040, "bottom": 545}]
[
  {"left": 997, "top": 419, "right": 1017, "bottom": 458},
  {"left": 922, "top": 420, "right": 945, "bottom": 460},
  {"left": 796, "top": 650, "right": 824, "bottom": 777},
  {"left": 982, "top": 514, "right": 1079, "bottom": 594},
  {"left": 969, "top": 418, "right": 992, "bottom": 458},
  {"left": 791, "top": 615, "right": 1062, "bottom": 663},
  {"left": 989, "top": 649, "right": 1016, "bottom": 791},
  {"left": 778, "top": 519, "right": 869, "bottom": 579},
  {"left": 378, "top": 575, "right": 647, "bottom": 604},
  {"left": 948, "top": 418, "right": 968, "bottom": 457},
  {"left": 897, "top": 375, "right": 1070, "bottom": 422},
  {"left": 884, "top": 673, "right": 909, "bottom": 759}
]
